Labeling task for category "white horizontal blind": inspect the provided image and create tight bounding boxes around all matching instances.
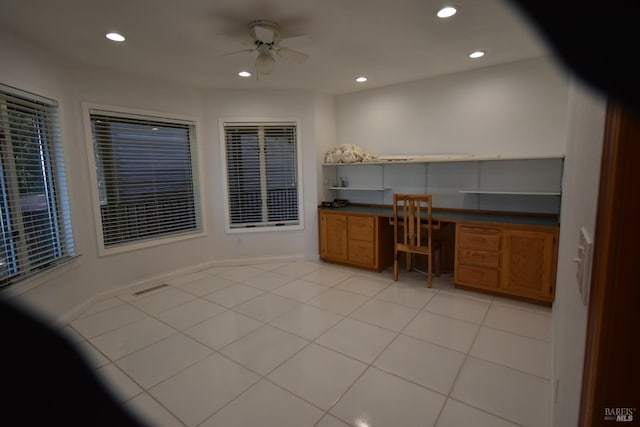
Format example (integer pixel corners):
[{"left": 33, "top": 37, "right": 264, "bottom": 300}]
[
  {"left": 0, "top": 85, "right": 75, "bottom": 288},
  {"left": 89, "top": 111, "right": 201, "bottom": 247},
  {"left": 224, "top": 123, "right": 299, "bottom": 229}
]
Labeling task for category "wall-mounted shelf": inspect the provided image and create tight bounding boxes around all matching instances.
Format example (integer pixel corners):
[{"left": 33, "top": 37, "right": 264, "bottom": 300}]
[
  {"left": 459, "top": 190, "right": 562, "bottom": 196},
  {"left": 321, "top": 154, "right": 564, "bottom": 214},
  {"left": 329, "top": 186, "right": 390, "bottom": 191},
  {"left": 322, "top": 153, "right": 565, "bottom": 166}
]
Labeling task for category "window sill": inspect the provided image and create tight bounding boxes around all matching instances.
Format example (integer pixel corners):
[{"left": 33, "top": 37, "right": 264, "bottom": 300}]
[
  {"left": 225, "top": 223, "right": 304, "bottom": 234},
  {"left": 98, "top": 229, "right": 207, "bottom": 256}
]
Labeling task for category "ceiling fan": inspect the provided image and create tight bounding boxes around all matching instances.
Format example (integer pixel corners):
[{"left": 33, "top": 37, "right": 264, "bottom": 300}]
[{"left": 225, "top": 20, "right": 309, "bottom": 77}]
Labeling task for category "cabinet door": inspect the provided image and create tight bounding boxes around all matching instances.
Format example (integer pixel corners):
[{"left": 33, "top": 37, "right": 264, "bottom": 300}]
[
  {"left": 320, "top": 212, "right": 348, "bottom": 262},
  {"left": 501, "top": 229, "right": 557, "bottom": 302}
]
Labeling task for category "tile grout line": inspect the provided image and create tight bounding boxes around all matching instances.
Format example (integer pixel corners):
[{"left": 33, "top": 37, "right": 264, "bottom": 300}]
[
  {"left": 437, "top": 297, "right": 550, "bottom": 426},
  {"left": 69, "top": 265, "right": 383, "bottom": 426},
  {"left": 111, "top": 268, "right": 442, "bottom": 426},
  {"left": 318, "top": 284, "right": 444, "bottom": 427},
  {"left": 444, "top": 396, "right": 527, "bottom": 427},
  {"left": 431, "top": 295, "right": 493, "bottom": 427},
  {"left": 252, "top": 274, "right": 409, "bottom": 426},
  {"left": 75, "top": 262, "right": 550, "bottom": 427},
  {"left": 88, "top": 283, "right": 253, "bottom": 423},
  {"left": 183, "top": 266, "right": 364, "bottom": 425}
]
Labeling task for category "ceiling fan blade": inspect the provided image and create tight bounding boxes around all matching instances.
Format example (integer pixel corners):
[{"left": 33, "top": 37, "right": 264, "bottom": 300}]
[
  {"left": 238, "top": 36, "right": 256, "bottom": 47},
  {"left": 279, "top": 34, "right": 311, "bottom": 49},
  {"left": 212, "top": 34, "right": 254, "bottom": 48},
  {"left": 276, "top": 46, "right": 308, "bottom": 63},
  {"left": 222, "top": 48, "right": 256, "bottom": 57},
  {"left": 253, "top": 24, "right": 275, "bottom": 43}
]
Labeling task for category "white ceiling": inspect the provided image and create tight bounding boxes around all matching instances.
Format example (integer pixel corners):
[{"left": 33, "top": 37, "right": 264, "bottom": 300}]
[{"left": 0, "top": 0, "right": 550, "bottom": 94}]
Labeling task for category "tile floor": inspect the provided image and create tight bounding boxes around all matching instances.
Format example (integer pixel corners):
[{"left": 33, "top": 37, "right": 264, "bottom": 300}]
[{"left": 64, "top": 260, "right": 553, "bottom": 427}]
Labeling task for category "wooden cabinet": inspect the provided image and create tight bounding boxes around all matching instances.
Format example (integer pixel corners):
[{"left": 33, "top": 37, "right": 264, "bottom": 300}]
[
  {"left": 319, "top": 207, "right": 558, "bottom": 303},
  {"left": 319, "top": 209, "right": 393, "bottom": 271},
  {"left": 501, "top": 228, "right": 557, "bottom": 302},
  {"left": 455, "top": 221, "right": 558, "bottom": 304},
  {"left": 347, "top": 216, "right": 375, "bottom": 266},
  {"left": 320, "top": 212, "right": 347, "bottom": 261},
  {"left": 455, "top": 225, "right": 502, "bottom": 291}
]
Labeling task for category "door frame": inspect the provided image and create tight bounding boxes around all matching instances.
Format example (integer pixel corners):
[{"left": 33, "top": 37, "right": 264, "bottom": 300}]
[{"left": 579, "top": 101, "right": 640, "bottom": 425}]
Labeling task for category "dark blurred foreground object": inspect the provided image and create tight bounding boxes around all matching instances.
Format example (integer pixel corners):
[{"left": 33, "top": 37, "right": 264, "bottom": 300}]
[
  {"left": 508, "top": 0, "right": 640, "bottom": 114},
  {"left": 1, "top": 4, "right": 637, "bottom": 425},
  {"left": 0, "top": 298, "right": 148, "bottom": 426}
]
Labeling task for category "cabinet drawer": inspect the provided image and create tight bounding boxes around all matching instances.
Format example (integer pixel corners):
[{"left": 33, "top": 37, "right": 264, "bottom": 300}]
[
  {"left": 456, "top": 265, "right": 499, "bottom": 288},
  {"left": 457, "top": 249, "right": 500, "bottom": 268},
  {"left": 348, "top": 216, "right": 375, "bottom": 242},
  {"left": 458, "top": 227, "right": 501, "bottom": 251},
  {"left": 348, "top": 241, "right": 375, "bottom": 266}
]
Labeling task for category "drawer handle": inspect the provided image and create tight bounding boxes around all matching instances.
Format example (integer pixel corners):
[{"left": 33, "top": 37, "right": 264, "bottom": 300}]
[
  {"left": 469, "top": 251, "right": 487, "bottom": 259},
  {"left": 470, "top": 237, "right": 489, "bottom": 243},
  {"left": 462, "top": 227, "right": 499, "bottom": 234}
]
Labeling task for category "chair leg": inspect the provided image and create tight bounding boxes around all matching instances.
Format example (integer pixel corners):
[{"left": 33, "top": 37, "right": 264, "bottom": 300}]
[
  {"left": 393, "top": 250, "right": 399, "bottom": 281},
  {"left": 434, "top": 248, "right": 441, "bottom": 277},
  {"left": 427, "top": 253, "right": 433, "bottom": 288},
  {"left": 406, "top": 252, "right": 412, "bottom": 272}
]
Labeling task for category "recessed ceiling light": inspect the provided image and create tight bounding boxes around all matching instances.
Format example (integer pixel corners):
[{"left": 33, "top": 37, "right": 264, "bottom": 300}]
[
  {"left": 238, "top": 71, "right": 252, "bottom": 77},
  {"left": 469, "top": 50, "right": 486, "bottom": 59},
  {"left": 355, "top": 76, "right": 368, "bottom": 83},
  {"left": 106, "top": 32, "right": 125, "bottom": 42},
  {"left": 436, "top": 6, "right": 457, "bottom": 18}
]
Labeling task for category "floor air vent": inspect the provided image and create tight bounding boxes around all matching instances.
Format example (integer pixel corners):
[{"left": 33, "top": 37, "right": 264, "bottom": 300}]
[{"left": 132, "top": 283, "right": 169, "bottom": 296}]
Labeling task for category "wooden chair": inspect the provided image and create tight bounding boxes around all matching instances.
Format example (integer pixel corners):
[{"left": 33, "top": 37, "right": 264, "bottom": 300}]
[{"left": 393, "top": 193, "right": 441, "bottom": 287}]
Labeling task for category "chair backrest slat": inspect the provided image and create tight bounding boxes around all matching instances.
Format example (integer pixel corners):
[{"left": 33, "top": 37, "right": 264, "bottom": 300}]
[{"left": 393, "top": 193, "right": 434, "bottom": 250}]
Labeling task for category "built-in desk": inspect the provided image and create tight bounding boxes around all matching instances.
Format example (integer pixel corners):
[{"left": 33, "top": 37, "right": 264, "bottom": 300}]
[{"left": 318, "top": 204, "right": 559, "bottom": 304}]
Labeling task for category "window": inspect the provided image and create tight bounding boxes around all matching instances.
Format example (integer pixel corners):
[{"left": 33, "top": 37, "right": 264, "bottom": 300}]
[
  {"left": 222, "top": 122, "right": 302, "bottom": 231},
  {"left": 87, "top": 108, "right": 202, "bottom": 250},
  {"left": 0, "top": 84, "right": 75, "bottom": 289}
]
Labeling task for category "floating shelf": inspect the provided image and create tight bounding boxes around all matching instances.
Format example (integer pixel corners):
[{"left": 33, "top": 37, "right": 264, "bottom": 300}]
[
  {"left": 322, "top": 156, "right": 564, "bottom": 214},
  {"left": 459, "top": 190, "right": 562, "bottom": 196},
  {"left": 322, "top": 154, "right": 565, "bottom": 166},
  {"left": 329, "top": 186, "right": 390, "bottom": 191}
]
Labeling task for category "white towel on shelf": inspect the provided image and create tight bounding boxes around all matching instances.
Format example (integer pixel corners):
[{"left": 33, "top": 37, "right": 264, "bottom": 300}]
[{"left": 324, "top": 144, "right": 379, "bottom": 163}]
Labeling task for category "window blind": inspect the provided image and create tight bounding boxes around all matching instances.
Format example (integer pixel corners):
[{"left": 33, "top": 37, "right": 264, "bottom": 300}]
[
  {"left": 224, "top": 123, "right": 300, "bottom": 229},
  {"left": 0, "top": 85, "right": 75, "bottom": 288},
  {"left": 89, "top": 111, "right": 201, "bottom": 247}
]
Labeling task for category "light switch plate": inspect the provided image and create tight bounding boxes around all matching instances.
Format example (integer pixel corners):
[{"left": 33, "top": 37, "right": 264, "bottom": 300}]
[{"left": 576, "top": 227, "right": 593, "bottom": 306}]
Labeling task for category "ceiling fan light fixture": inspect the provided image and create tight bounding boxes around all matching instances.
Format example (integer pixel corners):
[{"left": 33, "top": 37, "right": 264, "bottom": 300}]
[
  {"left": 238, "top": 71, "right": 252, "bottom": 77},
  {"left": 355, "top": 76, "right": 368, "bottom": 83},
  {"left": 255, "top": 51, "right": 275, "bottom": 74}
]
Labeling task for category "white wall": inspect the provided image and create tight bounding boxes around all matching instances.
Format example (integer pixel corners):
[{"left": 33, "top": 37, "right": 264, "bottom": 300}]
[
  {"left": 551, "top": 81, "right": 606, "bottom": 426},
  {"left": 336, "top": 57, "right": 569, "bottom": 157},
  {"left": 1, "top": 28, "right": 322, "bottom": 322},
  {"left": 314, "top": 94, "right": 338, "bottom": 202},
  {"left": 203, "top": 88, "right": 320, "bottom": 262}
]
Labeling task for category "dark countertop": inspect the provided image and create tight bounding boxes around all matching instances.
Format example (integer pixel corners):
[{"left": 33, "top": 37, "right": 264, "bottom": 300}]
[{"left": 319, "top": 204, "right": 560, "bottom": 227}]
